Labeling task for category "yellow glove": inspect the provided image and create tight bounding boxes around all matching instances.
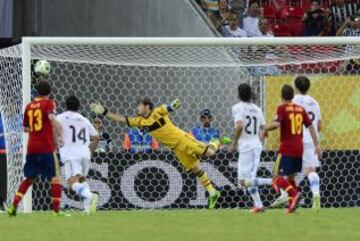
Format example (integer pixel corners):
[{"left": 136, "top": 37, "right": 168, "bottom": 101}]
[
  {"left": 170, "top": 99, "right": 181, "bottom": 110},
  {"left": 90, "top": 103, "right": 108, "bottom": 116}
]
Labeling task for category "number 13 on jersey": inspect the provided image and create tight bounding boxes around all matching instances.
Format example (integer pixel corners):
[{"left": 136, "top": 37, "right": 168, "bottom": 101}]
[{"left": 28, "top": 109, "right": 43, "bottom": 132}]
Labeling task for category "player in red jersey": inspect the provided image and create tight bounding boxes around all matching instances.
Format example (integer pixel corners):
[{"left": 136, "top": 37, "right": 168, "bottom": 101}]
[
  {"left": 263, "top": 84, "right": 322, "bottom": 214},
  {"left": 8, "top": 80, "right": 66, "bottom": 216}
]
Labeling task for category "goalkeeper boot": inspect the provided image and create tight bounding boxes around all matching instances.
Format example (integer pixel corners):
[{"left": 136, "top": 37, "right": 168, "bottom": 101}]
[
  {"left": 53, "top": 211, "right": 71, "bottom": 217},
  {"left": 7, "top": 204, "right": 17, "bottom": 217},
  {"left": 312, "top": 193, "right": 321, "bottom": 212},
  {"left": 208, "top": 190, "right": 220, "bottom": 209},
  {"left": 219, "top": 136, "right": 232, "bottom": 145}
]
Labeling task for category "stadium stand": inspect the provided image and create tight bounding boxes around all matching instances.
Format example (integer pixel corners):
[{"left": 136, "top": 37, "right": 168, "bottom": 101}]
[{"left": 198, "top": 0, "right": 360, "bottom": 36}]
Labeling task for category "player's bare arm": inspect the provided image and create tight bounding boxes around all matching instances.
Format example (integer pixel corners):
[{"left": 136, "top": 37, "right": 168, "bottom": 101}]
[
  {"left": 266, "top": 121, "right": 280, "bottom": 131},
  {"left": 318, "top": 119, "right": 323, "bottom": 132},
  {"left": 49, "top": 114, "right": 64, "bottom": 147},
  {"left": 262, "top": 121, "right": 280, "bottom": 139},
  {"left": 89, "top": 134, "right": 100, "bottom": 153},
  {"left": 231, "top": 120, "right": 243, "bottom": 152},
  {"left": 259, "top": 124, "right": 266, "bottom": 142},
  {"left": 308, "top": 124, "right": 323, "bottom": 157},
  {"left": 90, "top": 103, "right": 127, "bottom": 124}
]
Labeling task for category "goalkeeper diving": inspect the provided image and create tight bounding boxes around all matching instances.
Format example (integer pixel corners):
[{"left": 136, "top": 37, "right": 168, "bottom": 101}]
[{"left": 90, "top": 98, "right": 228, "bottom": 209}]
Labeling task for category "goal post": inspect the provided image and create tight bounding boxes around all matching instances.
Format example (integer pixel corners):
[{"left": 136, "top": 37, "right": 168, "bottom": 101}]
[{"left": 1, "top": 36, "right": 359, "bottom": 212}]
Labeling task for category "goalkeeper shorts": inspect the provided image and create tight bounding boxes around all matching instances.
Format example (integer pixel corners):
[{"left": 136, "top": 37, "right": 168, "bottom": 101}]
[{"left": 172, "top": 133, "right": 207, "bottom": 171}]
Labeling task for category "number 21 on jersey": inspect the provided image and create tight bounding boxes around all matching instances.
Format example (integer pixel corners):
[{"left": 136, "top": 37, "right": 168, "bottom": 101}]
[
  {"left": 28, "top": 109, "right": 43, "bottom": 132},
  {"left": 245, "top": 115, "right": 257, "bottom": 135}
]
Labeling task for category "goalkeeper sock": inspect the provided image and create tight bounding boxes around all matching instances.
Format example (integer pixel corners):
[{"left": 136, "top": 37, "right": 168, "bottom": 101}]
[
  {"left": 208, "top": 139, "right": 220, "bottom": 151},
  {"left": 13, "top": 178, "right": 32, "bottom": 208},
  {"left": 308, "top": 172, "right": 320, "bottom": 196},
  {"left": 72, "top": 182, "right": 93, "bottom": 200},
  {"left": 247, "top": 186, "right": 263, "bottom": 208},
  {"left": 197, "top": 169, "right": 216, "bottom": 196},
  {"left": 51, "top": 180, "right": 62, "bottom": 213}
]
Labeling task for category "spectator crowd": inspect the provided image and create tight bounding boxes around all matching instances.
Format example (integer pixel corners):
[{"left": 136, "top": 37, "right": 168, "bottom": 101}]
[{"left": 197, "top": 0, "right": 360, "bottom": 37}]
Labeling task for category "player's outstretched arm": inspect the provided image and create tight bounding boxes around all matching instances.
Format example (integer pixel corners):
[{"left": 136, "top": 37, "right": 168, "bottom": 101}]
[
  {"left": 259, "top": 125, "right": 267, "bottom": 142},
  {"left": 90, "top": 103, "right": 127, "bottom": 124},
  {"left": 308, "top": 124, "right": 323, "bottom": 157},
  {"left": 262, "top": 121, "right": 279, "bottom": 139},
  {"left": 265, "top": 121, "right": 280, "bottom": 132}
]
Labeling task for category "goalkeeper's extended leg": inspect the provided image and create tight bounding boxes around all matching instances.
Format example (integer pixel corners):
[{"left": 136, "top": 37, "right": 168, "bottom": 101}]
[
  {"left": 203, "top": 139, "right": 221, "bottom": 157},
  {"left": 191, "top": 166, "right": 220, "bottom": 209}
]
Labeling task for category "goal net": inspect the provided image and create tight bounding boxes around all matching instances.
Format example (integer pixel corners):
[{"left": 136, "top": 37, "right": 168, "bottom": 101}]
[{"left": 0, "top": 37, "right": 359, "bottom": 211}]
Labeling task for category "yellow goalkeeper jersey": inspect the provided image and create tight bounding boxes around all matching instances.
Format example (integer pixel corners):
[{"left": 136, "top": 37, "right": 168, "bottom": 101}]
[{"left": 125, "top": 105, "right": 187, "bottom": 149}]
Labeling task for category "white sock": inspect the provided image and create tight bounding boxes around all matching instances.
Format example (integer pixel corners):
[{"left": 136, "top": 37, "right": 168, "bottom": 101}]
[
  {"left": 308, "top": 172, "right": 320, "bottom": 196},
  {"left": 248, "top": 186, "right": 263, "bottom": 208},
  {"left": 279, "top": 189, "right": 288, "bottom": 198},
  {"left": 71, "top": 182, "right": 93, "bottom": 200},
  {"left": 254, "top": 177, "right": 272, "bottom": 186}
]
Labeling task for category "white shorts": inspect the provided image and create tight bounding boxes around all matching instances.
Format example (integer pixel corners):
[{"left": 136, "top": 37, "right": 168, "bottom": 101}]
[
  {"left": 64, "top": 158, "right": 90, "bottom": 180},
  {"left": 302, "top": 143, "right": 320, "bottom": 169},
  {"left": 237, "top": 147, "right": 262, "bottom": 180}
]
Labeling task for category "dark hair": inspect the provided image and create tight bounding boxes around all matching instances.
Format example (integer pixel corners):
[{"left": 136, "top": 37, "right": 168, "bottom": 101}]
[
  {"left": 200, "top": 109, "right": 212, "bottom": 118},
  {"left": 137, "top": 97, "right": 154, "bottom": 110},
  {"left": 35, "top": 80, "right": 51, "bottom": 96},
  {"left": 229, "top": 10, "right": 239, "bottom": 17},
  {"left": 294, "top": 76, "right": 311, "bottom": 94},
  {"left": 281, "top": 84, "right": 294, "bottom": 101},
  {"left": 238, "top": 83, "right": 252, "bottom": 102},
  {"left": 218, "top": 0, "right": 229, "bottom": 4},
  {"left": 311, "top": 0, "right": 319, "bottom": 4},
  {"left": 249, "top": 0, "right": 260, "bottom": 7},
  {"left": 65, "top": 95, "right": 80, "bottom": 111}
]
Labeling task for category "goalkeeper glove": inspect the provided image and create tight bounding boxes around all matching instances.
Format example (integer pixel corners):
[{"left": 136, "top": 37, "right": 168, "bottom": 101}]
[
  {"left": 90, "top": 103, "right": 109, "bottom": 116},
  {"left": 170, "top": 99, "right": 181, "bottom": 110}
]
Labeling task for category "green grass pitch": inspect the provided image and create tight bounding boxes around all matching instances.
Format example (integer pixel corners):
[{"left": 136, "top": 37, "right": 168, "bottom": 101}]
[{"left": 1, "top": 209, "right": 359, "bottom": 241}]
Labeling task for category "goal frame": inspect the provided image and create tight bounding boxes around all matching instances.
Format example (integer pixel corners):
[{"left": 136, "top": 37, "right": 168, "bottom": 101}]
[{"left": 20, "top": 36, "right": 360, "bottom": 212}]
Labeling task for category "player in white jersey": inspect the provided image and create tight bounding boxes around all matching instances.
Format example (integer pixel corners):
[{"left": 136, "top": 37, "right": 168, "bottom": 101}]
[
  {"left": 57, "top": 96, "right": 100, "bottom": 214},
  {"left": 271, "top": 76, "right": 322, "bottom": 210},
  {"left": 231, "top": 83, "right": 272, "bottom": 213}
]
